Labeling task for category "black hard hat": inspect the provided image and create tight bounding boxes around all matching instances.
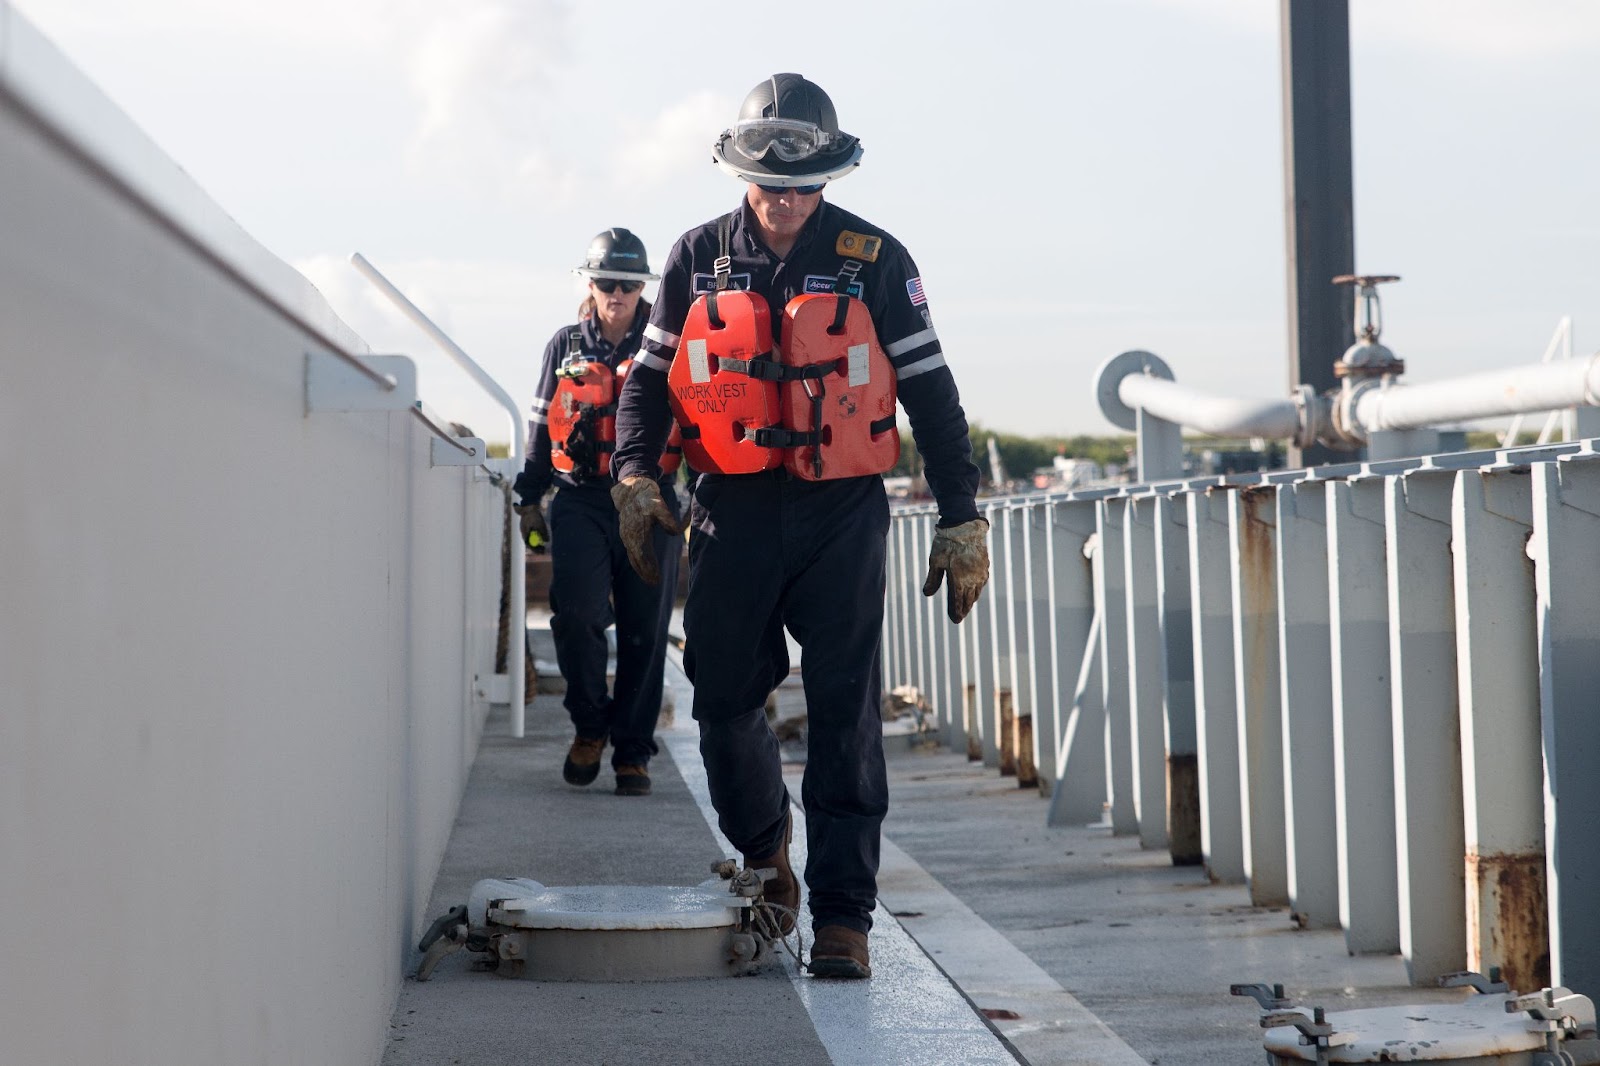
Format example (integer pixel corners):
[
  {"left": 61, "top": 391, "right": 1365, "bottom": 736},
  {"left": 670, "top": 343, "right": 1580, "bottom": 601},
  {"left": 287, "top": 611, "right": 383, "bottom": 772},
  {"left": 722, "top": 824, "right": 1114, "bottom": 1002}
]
[
  {"left": 573, "top": 228, "right": 659, "bottom": 281},
  {"left": 712, "top": 73, "right": 862, "bottom": 188}
]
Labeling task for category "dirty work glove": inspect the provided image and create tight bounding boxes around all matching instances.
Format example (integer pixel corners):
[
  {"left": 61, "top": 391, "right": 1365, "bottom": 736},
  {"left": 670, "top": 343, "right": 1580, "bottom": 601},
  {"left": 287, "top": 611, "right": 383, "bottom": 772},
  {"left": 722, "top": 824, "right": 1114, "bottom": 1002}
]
[
  {"left": 611, "top": 476, "right": 683, "bottom": 585},
  {"left": 515, "top": 503, "right": 549, "bottom": 553},
  {"left": 922, "top": 517, "right": 990, "bottom": 623}
]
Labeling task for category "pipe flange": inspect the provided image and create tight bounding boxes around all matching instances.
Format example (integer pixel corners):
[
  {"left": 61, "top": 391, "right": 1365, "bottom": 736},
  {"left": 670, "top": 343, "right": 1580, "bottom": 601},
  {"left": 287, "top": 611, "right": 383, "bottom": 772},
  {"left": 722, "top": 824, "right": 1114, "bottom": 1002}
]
[
  {"left": 1292, "top": 385, "right": 1321, "bottom": 450},
  {"left": 1095, "top": 350, "right": 1174, "bottom": 432},
  {"left": 1330, "top": 379, "right": 1376, "bottom": 447}
]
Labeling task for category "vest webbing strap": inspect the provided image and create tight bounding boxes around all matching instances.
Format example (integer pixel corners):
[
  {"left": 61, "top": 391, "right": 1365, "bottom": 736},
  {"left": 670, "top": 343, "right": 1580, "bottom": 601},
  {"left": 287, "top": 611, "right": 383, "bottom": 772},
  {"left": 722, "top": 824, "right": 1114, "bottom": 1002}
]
[
  {"left": 716, "top": 355, "right": 838, "bottom": 382},
  {"left": 750, "top": 426, "right": 819, "bottom": 449},
  {"left": 707, "top": 213, "right": 734, "bottom": 330}
]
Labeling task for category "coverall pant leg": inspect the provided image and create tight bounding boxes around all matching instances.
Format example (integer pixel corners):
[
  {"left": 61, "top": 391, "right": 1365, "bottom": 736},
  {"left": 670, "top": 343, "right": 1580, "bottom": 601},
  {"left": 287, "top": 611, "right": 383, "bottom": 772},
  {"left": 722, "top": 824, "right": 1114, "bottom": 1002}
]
[
  {"left": 548, "top": 482, "right": 680, "bottom": 769},
  {"left": 684, "top": 474, "right": 890, "bottom": 935}
]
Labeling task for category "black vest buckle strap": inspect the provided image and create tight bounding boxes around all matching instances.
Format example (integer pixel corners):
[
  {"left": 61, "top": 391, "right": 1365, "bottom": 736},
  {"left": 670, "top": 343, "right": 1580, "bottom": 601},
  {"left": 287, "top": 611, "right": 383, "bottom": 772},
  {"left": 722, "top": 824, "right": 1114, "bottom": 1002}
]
[{"left": 750, "top": 425, "right": 821, "bottom": 449}]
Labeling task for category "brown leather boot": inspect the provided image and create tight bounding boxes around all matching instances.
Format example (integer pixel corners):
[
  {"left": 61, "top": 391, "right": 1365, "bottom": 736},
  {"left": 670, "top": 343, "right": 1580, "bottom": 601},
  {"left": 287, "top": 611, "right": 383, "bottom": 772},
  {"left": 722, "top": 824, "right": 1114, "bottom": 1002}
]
[
  {"left": 746, "top": 812, "right": 798, "bottom": 935},
  {"left": 614, "top": 764, "right": 651, "bottom": 796},
  {"left": 808, "top": 925, "right": 871, "bottom": 979},
  {"left": 562, "top": 735, "right": 606, "bottom": 786}
]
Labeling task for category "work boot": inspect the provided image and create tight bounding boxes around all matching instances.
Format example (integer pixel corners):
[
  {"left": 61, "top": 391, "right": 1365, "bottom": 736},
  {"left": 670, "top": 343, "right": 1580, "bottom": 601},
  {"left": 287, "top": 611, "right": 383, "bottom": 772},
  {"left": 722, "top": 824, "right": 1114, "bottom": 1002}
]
[
  {"left": 808, "top": 926, "right": 871, "bottom": 980},
  {"left": 746, "top": 812, "right": 798, "bottom": 935},
  {"left": 562, "top": 735, "right": 606, "bottom": 786},
  {"left": 614, "top": 764, "right": 651, "bottom": 796}
]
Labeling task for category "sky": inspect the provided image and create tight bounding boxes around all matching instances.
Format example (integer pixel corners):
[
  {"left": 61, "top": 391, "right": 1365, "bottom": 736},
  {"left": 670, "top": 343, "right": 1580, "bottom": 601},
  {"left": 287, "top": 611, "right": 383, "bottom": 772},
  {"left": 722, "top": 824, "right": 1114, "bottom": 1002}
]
[{"left": 13, "top": 0, "right": 1600, "bottom": 444}]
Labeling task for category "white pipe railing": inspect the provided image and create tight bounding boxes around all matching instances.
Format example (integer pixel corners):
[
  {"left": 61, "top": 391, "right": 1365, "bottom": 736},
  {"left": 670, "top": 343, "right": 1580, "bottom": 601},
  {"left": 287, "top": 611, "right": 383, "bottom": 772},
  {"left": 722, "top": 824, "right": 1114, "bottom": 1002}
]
[
  {"left": 1099, "top": 342, "right": 1600, "bottom": 455},
  {"left": 1349, "top": 354, "right": 1600, "bottom": 434},
  {"left": 1117, "top": 373, "right": 1302, "bottom": 439},
  {"left": 350, "top": 253, "right": 528, "bottom": 737}
]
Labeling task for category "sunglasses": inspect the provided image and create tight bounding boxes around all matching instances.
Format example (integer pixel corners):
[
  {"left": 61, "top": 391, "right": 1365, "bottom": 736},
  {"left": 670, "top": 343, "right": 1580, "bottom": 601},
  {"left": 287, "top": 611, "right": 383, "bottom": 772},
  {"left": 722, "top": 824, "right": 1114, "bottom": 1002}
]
[
  {"left": 755, "top": 183, "right": 826, "bottom": 196},
  {"left": 592, "top": 278, "right": 644, "bottom": 294}
]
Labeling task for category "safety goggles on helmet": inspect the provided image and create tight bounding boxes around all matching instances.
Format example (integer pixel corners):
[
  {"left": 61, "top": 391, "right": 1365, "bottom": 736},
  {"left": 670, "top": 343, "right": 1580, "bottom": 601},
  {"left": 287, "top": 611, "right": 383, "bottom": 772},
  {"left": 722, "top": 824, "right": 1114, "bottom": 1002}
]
[
  {"left": 732, "top": 118, "right": 837, "bottom": 163},
  {"left": 754, "top": 182, "right": 826, "bottom": 196},
  {"left": 591, "top": 278, "right": 643, "bottom": 294}
]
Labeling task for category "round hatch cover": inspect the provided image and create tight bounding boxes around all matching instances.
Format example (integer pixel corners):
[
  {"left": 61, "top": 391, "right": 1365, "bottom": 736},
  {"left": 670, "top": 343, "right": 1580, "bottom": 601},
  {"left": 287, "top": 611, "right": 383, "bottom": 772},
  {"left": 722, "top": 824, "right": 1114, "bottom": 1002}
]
[
  {"left": 1264, "top": 996, "right": 1546, "bottom": 1062},
  {"left": 472, "top": 879, "right": 746, "bottom": 931}
]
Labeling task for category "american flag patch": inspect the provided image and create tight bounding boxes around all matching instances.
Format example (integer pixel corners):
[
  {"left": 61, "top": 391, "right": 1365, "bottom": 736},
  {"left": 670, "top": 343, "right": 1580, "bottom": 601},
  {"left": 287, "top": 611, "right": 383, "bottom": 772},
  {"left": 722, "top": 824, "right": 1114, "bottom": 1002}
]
[{"left": 906, "top": 276, "right": 927, "bottom": 306}]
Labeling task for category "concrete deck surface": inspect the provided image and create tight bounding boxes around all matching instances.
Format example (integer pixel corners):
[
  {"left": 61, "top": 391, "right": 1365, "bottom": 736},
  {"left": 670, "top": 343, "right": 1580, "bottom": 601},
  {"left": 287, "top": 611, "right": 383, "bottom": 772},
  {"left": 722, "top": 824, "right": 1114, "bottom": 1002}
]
[{"left": 387, "top": 622, "right": 1465, "bottom": 1065}]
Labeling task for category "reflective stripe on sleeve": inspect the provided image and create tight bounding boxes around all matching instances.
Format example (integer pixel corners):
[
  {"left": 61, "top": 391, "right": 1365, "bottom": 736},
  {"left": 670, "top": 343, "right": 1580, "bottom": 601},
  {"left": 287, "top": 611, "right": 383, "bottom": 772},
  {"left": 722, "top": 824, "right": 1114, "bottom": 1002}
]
[
  {"left": 635, "top": 351, "right": 672, "bottom": 373},
  {"left": 529, "top": 411, "right": 549, "bottom": 425},
  {"left": 643, "top": 323, "right": 680, "bottom": 349},
  {"left": 895, "top": 352, "right": 948, "bottom": 381},
  {"left": 884, "top": 326, "right": 939, "bottom": 358},
  {"left": 531, "top": 397, "right": 550, "bottom": 411}
]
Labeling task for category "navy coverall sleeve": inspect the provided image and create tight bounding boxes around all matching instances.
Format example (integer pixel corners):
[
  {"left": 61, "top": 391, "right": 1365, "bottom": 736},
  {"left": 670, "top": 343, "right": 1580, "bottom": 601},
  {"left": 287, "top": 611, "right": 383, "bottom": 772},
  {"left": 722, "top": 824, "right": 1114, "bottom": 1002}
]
[
  {"left": 869, "top": 246, "right": 981, "bottom": 527},
  {"left": 512, "top": 330, "right": 565, "bottom": 505},
  {"left": 614, "top": 234, "right": 692, "bottom": 483}
]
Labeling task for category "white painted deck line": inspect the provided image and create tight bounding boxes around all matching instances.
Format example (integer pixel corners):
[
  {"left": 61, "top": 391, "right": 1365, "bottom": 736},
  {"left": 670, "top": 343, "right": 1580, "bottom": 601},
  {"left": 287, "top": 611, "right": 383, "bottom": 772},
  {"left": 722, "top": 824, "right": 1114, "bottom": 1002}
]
[
  {"left": 875, "top": 836, "right": 1149, "bottom": 1066},
  {"left": 661, "top": 660, "right": 1019, "bottom": 1066}
]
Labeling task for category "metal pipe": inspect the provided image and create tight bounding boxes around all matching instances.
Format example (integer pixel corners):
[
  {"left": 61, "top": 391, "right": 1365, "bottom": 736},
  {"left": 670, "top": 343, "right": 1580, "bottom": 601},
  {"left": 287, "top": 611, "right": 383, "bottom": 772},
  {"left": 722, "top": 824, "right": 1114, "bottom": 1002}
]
[
  {"left": 1349, "top": 355, "right": 1600, "bottom": 436},
  {"left": 1117, "top": 373, "right": 1302, "bottom": 440},
  {"left": 350, "top": 253, "right": 528, "bottom": 737}
]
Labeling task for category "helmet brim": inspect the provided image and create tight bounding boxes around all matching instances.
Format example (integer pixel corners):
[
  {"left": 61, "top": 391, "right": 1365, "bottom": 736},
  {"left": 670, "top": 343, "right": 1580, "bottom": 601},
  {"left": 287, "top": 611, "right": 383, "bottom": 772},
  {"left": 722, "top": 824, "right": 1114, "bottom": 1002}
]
[
  {"left": 711, "top": 132, "right": 862, "bottom": 186},
  {"left": 573, "top": 267, "right": 660, "bottom": 282}
]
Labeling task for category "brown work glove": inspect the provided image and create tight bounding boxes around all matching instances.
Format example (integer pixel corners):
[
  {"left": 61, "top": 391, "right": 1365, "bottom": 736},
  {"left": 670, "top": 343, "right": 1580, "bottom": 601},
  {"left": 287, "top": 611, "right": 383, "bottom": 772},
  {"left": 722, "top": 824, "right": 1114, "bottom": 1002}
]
[
  {"left": 514, "top": 503, "right": 549, "bottom": 553},
  {"left": 610, "top": 475, "right": 683, "bottom": 585},
  {"left": 922, "top": 517, "right": 990, "bottom": 623}
]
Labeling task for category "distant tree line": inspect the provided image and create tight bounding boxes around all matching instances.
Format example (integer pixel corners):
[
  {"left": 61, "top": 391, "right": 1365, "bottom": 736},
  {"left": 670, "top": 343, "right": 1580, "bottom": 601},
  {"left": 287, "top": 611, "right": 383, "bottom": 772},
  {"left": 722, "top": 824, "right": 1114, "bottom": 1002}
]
[{"left": 890, "top": 423, "right": 1134, "bottom": 487}]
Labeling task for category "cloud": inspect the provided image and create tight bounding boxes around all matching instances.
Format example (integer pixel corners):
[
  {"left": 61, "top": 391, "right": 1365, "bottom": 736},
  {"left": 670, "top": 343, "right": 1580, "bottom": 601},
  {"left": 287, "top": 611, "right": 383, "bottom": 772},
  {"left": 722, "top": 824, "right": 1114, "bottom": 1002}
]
[
  {"left": 19, "top": 0, "right": 581, "bottom": 201},
  {"left": 400, "top": 1, "right": 581, "bottom": 197},
  {"left": 611, "top": 91, "right": 737, "bottom": 190}
]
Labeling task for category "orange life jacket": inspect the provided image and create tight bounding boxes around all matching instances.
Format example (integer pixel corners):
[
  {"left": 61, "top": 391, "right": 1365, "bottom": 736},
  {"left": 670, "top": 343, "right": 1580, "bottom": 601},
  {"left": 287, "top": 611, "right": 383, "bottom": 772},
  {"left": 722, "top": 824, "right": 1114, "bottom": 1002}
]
[
  {"left": 666, "top": 223, "right": 898, "bottom": 479},
  {"left": 551, "top": 331, "right": 681, "bottom": 479},
  {"left": 775, "top": 292, "right": 899, "bottom": 481}
]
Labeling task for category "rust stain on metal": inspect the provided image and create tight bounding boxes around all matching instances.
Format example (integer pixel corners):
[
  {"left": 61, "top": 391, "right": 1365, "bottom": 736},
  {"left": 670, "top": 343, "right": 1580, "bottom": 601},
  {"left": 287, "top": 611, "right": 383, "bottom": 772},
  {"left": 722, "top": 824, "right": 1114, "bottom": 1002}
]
[
  {"left": 1238, "top": 488, "right": 1277, "bottom": 615},
  {"left": 1466, "top": 848, "right": 1550, "bottom": 993},
  {"left": 1167, "top": 753, "right": 1203, "bottom": 865},
  {"left": 997, "top": 688, "right": 1017, "bottom": 776},
  {"left": 1237, "top": 488, "right": 1277, "bottom": 721},
  {"left": 1015, "top": 713, "right": 1037, "bottom": 789}
]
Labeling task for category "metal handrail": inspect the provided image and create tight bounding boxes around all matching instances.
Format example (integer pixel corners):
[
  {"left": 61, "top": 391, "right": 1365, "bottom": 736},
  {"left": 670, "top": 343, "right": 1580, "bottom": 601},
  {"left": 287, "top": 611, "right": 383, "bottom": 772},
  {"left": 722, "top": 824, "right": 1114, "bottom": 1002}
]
[
  {"left": 350, "top": 253, "right": 528, "bottom": 736},
  {"left": 1502, "top": 317, "right": 1574, "bottom": 447}
]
